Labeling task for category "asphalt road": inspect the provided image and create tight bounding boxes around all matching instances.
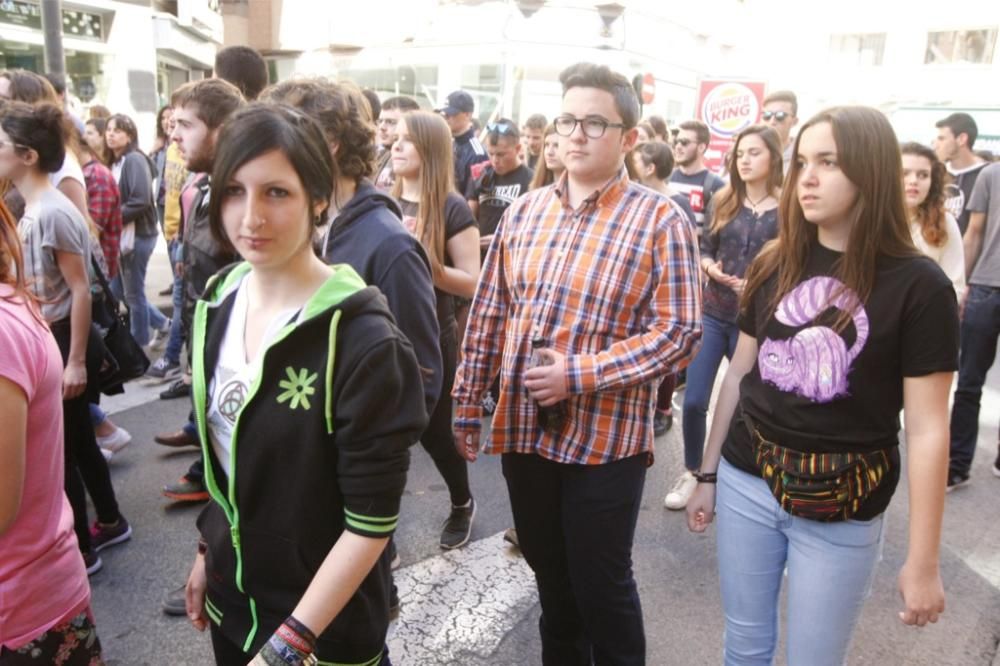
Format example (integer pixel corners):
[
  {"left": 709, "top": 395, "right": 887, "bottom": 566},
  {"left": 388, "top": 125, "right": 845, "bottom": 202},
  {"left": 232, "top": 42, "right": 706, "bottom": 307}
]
[{"left": 86, "top": 244, "right": 1000, "bottom": 665}]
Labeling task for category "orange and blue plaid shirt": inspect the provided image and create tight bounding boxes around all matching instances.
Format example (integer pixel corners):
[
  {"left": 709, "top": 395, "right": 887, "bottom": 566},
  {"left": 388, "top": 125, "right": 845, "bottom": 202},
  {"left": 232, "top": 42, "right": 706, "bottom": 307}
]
[{"left": 453, "top": 168, "right": 703, "bottom": 465}]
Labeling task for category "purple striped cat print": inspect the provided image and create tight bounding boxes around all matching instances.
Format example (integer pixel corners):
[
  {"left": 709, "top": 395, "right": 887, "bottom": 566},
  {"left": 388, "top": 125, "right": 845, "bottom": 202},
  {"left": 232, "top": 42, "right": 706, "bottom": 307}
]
[{"left": 758, "top": 276, "right": 869, "bottom": 403}]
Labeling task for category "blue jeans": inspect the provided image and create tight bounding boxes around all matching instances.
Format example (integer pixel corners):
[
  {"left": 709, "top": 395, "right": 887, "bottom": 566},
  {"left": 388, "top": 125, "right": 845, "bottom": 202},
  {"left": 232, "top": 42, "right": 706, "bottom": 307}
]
[
  {"left": 715, "top": 458, "right": 885, "bottom": 666},
  {"left": 117, "top": 233, "right": 167, "bottom": 347},
  {"left": 949, "top": 284, "right": 1000, "bottom": 475},
  {"left": 682, "top": 314, "right": 740, "bottom": 470},
  {"left": 88, "top": 403, "right": 107, "bottom": 427},
  {"left": 164, "top": 240, "right": 185, "bottom": 364}
]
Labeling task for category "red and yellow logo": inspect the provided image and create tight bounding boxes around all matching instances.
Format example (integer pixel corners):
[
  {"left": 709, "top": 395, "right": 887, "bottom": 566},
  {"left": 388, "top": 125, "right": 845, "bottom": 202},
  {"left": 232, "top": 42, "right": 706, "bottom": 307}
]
[{"left": 701, "top": 83, "right": 760, "bottom": 138}]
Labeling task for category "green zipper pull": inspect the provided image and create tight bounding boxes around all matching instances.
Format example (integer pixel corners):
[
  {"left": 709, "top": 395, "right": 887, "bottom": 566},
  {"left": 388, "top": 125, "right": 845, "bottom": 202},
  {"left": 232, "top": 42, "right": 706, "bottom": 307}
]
[{"left": 230, "top": 525, "right": 240, "bottom": 548}]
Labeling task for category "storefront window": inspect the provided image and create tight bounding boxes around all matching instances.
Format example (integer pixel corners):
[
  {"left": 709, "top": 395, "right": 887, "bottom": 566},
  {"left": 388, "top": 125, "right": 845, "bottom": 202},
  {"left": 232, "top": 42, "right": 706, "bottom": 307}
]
[{"left": 0, "top": 44, "right": 112, "bottom": 104}]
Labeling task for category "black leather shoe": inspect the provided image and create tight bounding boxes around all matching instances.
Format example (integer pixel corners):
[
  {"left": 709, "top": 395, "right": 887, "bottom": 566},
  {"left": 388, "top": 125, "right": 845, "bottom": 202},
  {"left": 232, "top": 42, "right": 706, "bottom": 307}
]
[{"left": 160, "top": 379, "right": 190, "bottom": 400}]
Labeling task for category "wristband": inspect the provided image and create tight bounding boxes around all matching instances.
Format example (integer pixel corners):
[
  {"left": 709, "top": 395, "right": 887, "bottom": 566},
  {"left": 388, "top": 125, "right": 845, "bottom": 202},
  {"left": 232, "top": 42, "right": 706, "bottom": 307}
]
[{"left": 693, "top": 471, "right": 717, "bottom": 484}]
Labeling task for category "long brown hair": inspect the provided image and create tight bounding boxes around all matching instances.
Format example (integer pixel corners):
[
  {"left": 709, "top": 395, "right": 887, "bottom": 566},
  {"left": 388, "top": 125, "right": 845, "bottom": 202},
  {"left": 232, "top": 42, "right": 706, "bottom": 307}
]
[
  {"left": 900, "top": 141, "right": 948, "bottom": 248},
  {"left": 742, "top": 106, "right": 919, "bottom": 330},
  {"left": 529, "top": 123, "right": 559, "bottom": 191},
  {"left": 390, "top": 111, "right": 450, "bottom": 278},
  {"left": 709, "top": 124, "right": 783, "bottom": 234},
  {"left": 0, "top": 195, "right": 41, "bottom": 319}
]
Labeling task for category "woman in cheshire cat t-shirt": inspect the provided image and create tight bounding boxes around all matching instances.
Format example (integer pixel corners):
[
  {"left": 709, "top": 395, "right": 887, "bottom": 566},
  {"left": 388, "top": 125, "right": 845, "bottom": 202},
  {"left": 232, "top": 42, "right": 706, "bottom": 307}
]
[
  {"left": 0, "top": 199, "right": 102, "bottom": 663},
  {"left": 686, "top": 107, "right": 959, "bottom": 665}
]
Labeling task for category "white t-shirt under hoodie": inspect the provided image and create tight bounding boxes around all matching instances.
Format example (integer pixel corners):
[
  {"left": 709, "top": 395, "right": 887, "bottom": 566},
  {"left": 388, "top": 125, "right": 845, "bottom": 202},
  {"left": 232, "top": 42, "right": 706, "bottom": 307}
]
[{"left": 206, "top": 275, "right": 299, "bottom": 476}]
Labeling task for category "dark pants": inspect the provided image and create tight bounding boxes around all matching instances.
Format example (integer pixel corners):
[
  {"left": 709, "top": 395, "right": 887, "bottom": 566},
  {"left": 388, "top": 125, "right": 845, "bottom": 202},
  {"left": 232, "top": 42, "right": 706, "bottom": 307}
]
[
  {"left": 420, "top": 324, "right": 471, "bottom": 506},
  {"left": 502, "top": 452, "right": 647, "bottom": 666},
  {"left": 209, "top": 626, "right": 392, "bottom": 666},
  {"left": 51, "top": 320, "right": 121, "bottom": 552},
  {"left": 949, "top": 284, "right": 1000, "bottom": 475}
]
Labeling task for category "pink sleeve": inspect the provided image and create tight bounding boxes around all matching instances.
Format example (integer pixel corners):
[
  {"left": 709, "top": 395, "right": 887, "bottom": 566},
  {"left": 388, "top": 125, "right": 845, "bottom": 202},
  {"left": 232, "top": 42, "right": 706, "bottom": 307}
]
[{"left": 0, "top": 316, "right": 39, "bottom": 402}]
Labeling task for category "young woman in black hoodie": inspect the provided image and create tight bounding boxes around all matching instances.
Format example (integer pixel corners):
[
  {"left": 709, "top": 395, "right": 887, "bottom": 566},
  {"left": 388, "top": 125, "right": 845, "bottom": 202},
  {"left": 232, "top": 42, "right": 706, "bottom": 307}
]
[{"left": 184, "top": 104, "right": 426, "bottom": 666}]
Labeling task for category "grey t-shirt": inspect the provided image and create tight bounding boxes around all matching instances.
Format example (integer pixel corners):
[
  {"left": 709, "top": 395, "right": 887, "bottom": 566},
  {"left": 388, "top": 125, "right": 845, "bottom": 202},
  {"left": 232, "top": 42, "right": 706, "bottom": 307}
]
[
  {"left": 967, "top": 162, "right": 1000, "bottom": 288},
  {"left": 19, "top": 188, "right": 91, "bottom": 322}
]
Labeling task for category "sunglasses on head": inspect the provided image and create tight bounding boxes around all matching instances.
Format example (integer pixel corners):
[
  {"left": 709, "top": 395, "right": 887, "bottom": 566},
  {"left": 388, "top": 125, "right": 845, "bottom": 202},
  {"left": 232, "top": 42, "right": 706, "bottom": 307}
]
[
  {"left": 762, "top": 110, "right": 789, "bottom": 122},
  {"left": 486, "top": 122, "right": 516, "bottom": 136}
]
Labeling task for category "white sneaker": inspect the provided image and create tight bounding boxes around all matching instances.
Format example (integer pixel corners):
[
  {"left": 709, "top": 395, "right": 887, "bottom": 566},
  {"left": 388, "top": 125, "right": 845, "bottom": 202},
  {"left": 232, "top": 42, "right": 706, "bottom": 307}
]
[
  {"left": 96, "top": 426, "right": 132, "bottom": 453},
  {"left": 148, "top": 320, "right": 171, "bottom": 352},
  {"left": 100, "top": 447, "right": 113, "bottom": 462},
  {"left": 664, "top": 471, "right": 697, "bottom": 510}
]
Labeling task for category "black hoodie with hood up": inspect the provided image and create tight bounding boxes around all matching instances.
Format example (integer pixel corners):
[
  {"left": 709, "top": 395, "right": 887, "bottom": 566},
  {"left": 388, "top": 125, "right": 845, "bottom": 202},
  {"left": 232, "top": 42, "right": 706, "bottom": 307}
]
[{"left": 321, "top": 180, "right": 442, "bottom": 417}]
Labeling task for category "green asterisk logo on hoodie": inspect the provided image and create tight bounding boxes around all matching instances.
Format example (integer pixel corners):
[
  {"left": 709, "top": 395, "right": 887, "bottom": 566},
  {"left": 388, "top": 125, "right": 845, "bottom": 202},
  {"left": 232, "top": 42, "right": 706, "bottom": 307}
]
[{"left": 277, "top": 366, "right": 318, "bottom": 411}]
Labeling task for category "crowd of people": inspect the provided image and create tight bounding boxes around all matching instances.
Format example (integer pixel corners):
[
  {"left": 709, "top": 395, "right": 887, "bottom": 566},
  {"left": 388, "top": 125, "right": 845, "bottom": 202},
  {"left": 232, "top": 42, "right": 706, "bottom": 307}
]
[{"left": 0, "top": 45, "right": 998, "bottom": 666}]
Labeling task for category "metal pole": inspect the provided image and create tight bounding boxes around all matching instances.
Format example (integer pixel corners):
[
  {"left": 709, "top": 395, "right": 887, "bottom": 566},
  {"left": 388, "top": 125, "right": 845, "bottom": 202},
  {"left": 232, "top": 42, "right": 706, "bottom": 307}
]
[{"left": 41, "top": 0, "right": 65, "bottom": 75}]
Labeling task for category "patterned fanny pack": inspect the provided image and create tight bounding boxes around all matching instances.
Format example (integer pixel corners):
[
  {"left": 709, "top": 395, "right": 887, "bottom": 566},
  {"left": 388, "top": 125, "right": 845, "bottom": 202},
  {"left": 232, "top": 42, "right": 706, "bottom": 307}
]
[{"left": 745, "top": 416, "right": 892, "bottom": 522}]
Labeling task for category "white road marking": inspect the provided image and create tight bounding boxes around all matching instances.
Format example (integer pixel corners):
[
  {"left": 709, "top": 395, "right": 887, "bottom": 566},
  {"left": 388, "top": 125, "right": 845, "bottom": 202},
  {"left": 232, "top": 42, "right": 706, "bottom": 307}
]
[
  {"left": 102, "top": 379, "right": 175, "bottom": 416},
  {"left": 388, "top": 532, "right": 538, "bottom": 665}
]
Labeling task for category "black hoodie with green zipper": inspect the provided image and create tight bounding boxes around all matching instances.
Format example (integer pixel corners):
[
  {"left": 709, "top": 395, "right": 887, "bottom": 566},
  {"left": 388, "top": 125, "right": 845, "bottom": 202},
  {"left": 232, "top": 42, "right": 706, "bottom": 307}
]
[{"left": 193, "top": 262, "right": 427, "bottom": 664}]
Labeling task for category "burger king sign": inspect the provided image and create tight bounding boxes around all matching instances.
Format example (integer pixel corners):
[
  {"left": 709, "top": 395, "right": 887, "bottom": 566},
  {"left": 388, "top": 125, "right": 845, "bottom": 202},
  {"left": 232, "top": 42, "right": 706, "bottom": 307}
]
[{"left": 695, "top": 79, "right": 766, "bottom": 175}]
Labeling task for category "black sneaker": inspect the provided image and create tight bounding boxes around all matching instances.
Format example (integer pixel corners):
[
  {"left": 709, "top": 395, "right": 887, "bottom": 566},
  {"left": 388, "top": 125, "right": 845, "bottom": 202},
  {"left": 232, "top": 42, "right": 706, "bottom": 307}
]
[
  {"left": 90, "top": 517, "right": 133, "bottom": 552},
  {"left": 162, "top": 585, "right": 187, "bottom": 617},
  {"left": 440, "top": 498, "right": 476, "bottom": 550},
  {"left": 160, "top": 379, "right": 190, "bottom": 400},
  {"left": 653, "top": 411, "right": 673, "bottom": 436},
  {"left": 83, "top": 550, "right": 103, "bottom": 576},
  {"left": 389, "top": 582, "right": 400, "bottom": 621},
  {"left": 146, "top": 356, "right": 181, "bottom": 381},
  {"left": 946, "top": 470, "right": 971, "bottom": 492}
]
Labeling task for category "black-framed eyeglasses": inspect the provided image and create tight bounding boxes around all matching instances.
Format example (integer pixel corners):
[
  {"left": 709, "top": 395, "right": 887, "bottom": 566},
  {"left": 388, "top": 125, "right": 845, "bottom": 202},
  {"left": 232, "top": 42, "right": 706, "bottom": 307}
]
[
  {"left": 486, "top": 122, "right": 516, "bottom": 136},
  {"left": 553, "top": 115, "right": 626, "bottom": 139},
  {"left": 762, "top": 110, "right": 789, "bottom": 122}
]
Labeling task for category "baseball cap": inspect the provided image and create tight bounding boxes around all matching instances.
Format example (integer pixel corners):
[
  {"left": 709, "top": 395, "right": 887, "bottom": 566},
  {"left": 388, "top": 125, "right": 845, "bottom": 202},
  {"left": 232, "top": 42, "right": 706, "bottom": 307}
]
[{"left": 436, "top": 90, "right": 475, "bottom": 116}]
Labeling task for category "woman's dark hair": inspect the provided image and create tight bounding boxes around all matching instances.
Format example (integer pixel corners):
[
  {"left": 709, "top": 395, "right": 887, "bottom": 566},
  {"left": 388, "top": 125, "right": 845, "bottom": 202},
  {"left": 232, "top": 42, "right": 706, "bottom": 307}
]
[
  {"left": 155, "top": 105, "right": 172, "bottom": 141},
  {"left": 209, "top": 103, "right": 334, "bottom": 252},
  {"left": 900, "top": 141, "right": 948, "bottom": 248},
  {"left": 647, "top": 115, "right": 668, "bottom": 140},
  {"left": 107, "top": 113, "right": 139, "bottom": 154},
  {"left": 0, "top": 69, "right": 59, "bottom": 105},
  {"left": 633, "top": 140, "right": 674, "bottom": 179},
  {"left": 0, "top": 101, "right": 67, "bottom": 173}
]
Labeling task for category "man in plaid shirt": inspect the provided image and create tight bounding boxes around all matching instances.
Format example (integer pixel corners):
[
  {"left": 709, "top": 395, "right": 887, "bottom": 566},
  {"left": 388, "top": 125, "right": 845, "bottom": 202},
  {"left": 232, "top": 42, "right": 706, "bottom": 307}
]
[
  {"left": 82, "top": 156, "right": 122, "bottom": 279},
  {"left": 452, "top": 63, "right": 702, "bottom": 664}
]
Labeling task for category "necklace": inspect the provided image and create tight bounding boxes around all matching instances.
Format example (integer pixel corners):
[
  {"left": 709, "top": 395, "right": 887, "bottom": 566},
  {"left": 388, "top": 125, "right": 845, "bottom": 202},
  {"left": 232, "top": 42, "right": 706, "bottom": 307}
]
[{"left": 745, "top": 192, "right": 771, "bottom": 215}]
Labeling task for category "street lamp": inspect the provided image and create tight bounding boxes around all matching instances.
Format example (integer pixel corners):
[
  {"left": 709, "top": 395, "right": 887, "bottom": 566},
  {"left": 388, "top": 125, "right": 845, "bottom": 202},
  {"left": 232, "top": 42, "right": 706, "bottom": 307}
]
[
  {"left": 595, "top": 2, "right": 625, "bottom": 38},
  {"left": 515, "top": 0, "right": 545, "bottom": 19}
]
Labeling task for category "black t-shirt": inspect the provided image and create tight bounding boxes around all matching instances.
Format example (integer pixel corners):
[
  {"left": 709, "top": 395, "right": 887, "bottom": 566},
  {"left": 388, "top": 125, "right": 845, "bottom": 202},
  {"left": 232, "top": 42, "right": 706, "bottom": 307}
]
[
  {"left": 465, "top": 164, "right": 534, "bottom": 237},
  {"left": 722, "top": 238, "right": 959, "bottom": 519},
  {"left": 944, "top": 162, "right": 988, "bottom": 234},
  {"left": 669, "top": 168, "right": 725, "bottom": 230},
  {"left": 399, "top": 193, "right": 476, "bottom": 334}
]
